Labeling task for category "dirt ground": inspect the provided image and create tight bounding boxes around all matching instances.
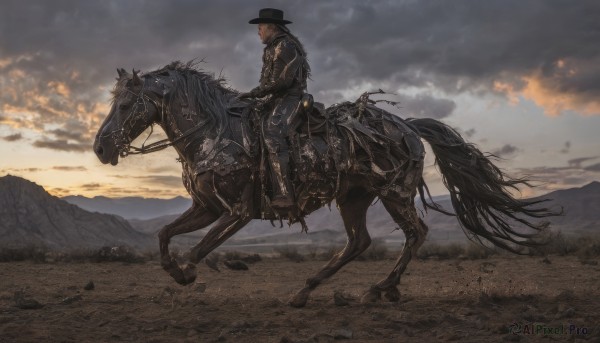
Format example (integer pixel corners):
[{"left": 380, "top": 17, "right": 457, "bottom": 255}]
[{"left": 0, "top": 255, "right": 599, "bottom": 343}]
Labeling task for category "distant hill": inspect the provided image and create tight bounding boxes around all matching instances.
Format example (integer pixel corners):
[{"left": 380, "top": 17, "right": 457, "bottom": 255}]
[
  {"left": 0, "top": 175, "right": 154, "bottom": 250},
  {"left": 535, "top": 181, "right": 600, "bottom": 234},
  {"left": 63, "top": 195, "right": 192, "bottom": 220}
]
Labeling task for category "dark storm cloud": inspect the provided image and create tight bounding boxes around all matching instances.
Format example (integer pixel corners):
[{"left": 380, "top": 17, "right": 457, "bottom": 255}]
[
  {"left": 49, "top": 129, "right": 85, "bottom": 143},
  {"left": 394, "top": 93, "right": 456, "bottom": 119},
  {"left": 33, "top": 139, "right": 90, "bottom": 152},
  {"left": 81, "top": 183, "right": 101, "bottom": 189},
  {"left": 515, "top": 164, "right": 598, "bottom": 193},
  {"left": 2, "top": 133, "right": 23, "bottom": 141},
  {"left": 1, "top": 167, "right": 41, "bottom": 173},
  {"left": 135, "top": 175, "right": 183, "bottom": 188},
  {"left": 110, "top": 174, "right": 183, "bottom": 188},
  {"left": 307, "top": 1, "right": 600, "bottom": 97},
  {"left": 1, "top": 0, "right": 599, "bottom": 151},
  {"left": 568, "top": 156, "right": 598, "bottom": 168},
  {"left": 464, "top": 129, "right": 476, "bottom": 138},
  {"left": 52, "top": 166, "right": 87, "bottom": 172},
  {"left": 584, "top": 163, "right": 600, "bottom": 172},
  {"left": 560, "top": 141, "right": 571, "bottom": 154},
  {"left": 491, "top": 144, "right": 518, "bottom": 158}
]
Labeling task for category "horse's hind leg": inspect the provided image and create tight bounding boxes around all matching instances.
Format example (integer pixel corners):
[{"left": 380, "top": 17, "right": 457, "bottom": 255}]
[
  {"left": 289, "top": 189, "right": 374, "bottom": 308},
  {"left": 362, "top": 197, "right": 428, "bottom": 302},
  {"left": 159, "top": 204, "right": 219, "bottom": 285}
]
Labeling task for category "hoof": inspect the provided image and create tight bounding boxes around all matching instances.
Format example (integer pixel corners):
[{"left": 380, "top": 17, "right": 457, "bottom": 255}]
[
  {"left": 288, "top": 289, "right": 310, "bottom": 308},
  {"left": 360, "top": 288, "right": 381, "bottom": 303},
  {"left": 384, "top": 287, "right": 400, "bottom": 302},
  {"left": 181, "top": 263, "right": 197, "bottom": 284},
  {"left": 164, "top": 261, "right": 197, "bottom": 286}
]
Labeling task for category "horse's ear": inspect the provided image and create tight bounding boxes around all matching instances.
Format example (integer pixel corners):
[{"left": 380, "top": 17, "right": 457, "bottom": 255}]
[
  {"left": 132, "top": 69, "right": 142, "bottom": 86},
  {"left": 117, "top": 68, "right": 127, "bottom": 79}
]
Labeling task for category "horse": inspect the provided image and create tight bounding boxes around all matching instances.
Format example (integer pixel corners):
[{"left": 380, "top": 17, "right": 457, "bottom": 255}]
[{"left": 94, "top": 61, "right": 557, "bottom": 307}]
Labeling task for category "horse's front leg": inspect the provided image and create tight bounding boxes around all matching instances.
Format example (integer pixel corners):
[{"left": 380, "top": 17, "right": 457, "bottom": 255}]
[
  {"left": 188, "top": 212, "right": 251, "bottom": 264},
  {"left": 159, "top": 203, "right": 219, "bottom": 285}
]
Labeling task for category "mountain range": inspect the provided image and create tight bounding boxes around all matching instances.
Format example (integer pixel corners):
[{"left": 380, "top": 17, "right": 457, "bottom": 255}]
[
  {"left": 1, "top": 174, "right": 597, "bottom": 251},
  {"left": 0, "top": 175, "right": 154, "bottom": 250},
  {"left": 63, "top": 195, "right": 191, "bottom": 220}
]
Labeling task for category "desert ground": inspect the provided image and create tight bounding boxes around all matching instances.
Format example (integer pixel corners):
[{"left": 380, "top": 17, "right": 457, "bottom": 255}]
[{"left": 1, "top": 254, "right": 599, "bottom": 343}]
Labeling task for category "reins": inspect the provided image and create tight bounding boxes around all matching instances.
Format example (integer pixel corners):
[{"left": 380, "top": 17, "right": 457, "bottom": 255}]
[{"left": 116, "top": 85, "right": 209, "bottom": 157}]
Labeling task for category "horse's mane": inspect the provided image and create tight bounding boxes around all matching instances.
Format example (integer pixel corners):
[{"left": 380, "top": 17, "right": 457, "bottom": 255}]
[
  {"left": 152, "top": 61, "right": 237, "bottom": 140},
  {"left": 113, "top": 60, "right": 237, "bottom": 141}
]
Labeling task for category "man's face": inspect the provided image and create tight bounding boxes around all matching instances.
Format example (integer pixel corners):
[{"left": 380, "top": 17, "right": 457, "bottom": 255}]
[{"left": 258, "top": 23, "right": 273, "bottom": 44}]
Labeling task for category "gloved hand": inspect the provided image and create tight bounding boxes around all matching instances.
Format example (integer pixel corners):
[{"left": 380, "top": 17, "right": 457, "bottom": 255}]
[
  {"left": 236, "top": 92, "right": 254, "bottom": 100},
  {"left": 236, "top": 88, "right": 263, "bottom": 100}
]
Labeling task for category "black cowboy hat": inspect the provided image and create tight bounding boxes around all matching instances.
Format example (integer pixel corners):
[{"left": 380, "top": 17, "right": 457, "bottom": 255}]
[{"left": 249, "top": 8, "right": 292, "bottom": 25}]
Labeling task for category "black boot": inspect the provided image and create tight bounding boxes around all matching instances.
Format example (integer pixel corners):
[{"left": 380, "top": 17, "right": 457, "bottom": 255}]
[{"left": 269, "top": 151, "right": 294, "bottom": 209}]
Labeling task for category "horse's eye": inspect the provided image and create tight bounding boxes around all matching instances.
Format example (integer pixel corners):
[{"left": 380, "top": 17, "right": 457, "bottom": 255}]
[{"left": 119, "top": 104, "right": 129, "bottom": 110}]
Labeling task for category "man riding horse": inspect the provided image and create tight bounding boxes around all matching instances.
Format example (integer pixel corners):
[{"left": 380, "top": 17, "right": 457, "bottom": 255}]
[{"left": 238, "top": 8, "right": 310, "bottom": 209}]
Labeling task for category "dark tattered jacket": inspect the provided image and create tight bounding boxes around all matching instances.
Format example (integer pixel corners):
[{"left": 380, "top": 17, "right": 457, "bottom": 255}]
[{"left": 250, "top": 33, "right": 309, "bottom": 99}]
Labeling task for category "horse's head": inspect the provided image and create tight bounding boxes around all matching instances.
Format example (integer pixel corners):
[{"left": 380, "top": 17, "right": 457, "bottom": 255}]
[{"left": 94, "top": 68, "right": 160, "bottom": 165}]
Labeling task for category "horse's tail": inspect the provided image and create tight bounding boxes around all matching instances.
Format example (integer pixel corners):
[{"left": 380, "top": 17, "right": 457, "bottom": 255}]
[{"left": 405, "top": 117, "right": 560, "bottom": 253}]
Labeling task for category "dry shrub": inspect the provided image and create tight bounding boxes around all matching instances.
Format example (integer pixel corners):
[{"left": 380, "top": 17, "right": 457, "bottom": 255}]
[
  {"left": 53, "top": 246, "right": 144, "bottom": 263},
  {"left": 317, "top": 246, "right": 340, "bottom": 261},
  {"left": 0, "top": 245, "right": 48, "bottom": 263},
  {"left": 464, "top": 243, "right": 497, "bottom": 260},
  {"left": 417, "top": 242, "right": 464, "bottom": 260},
  {"left": 221, "top": 251, "right": 262, "bottom": 263},
  {"left": 275, "top": 246, "right": 305, "bottom": 262},
  {"left": 223, "top": 251, "right": 243, "bottom": 261},
  {"left": 529, "top": 231, "right": 585, "bottom": 256},
  {"left": 356, "top": 239, "right": 388, "bottom": 261},
  {"left": 575, "top": 235, "right": 600, "bottom": 260}
]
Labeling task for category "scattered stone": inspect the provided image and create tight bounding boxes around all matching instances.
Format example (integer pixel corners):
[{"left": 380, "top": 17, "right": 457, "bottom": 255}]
[
  {"left": 228, "top": 320, "right": 257, "bottom": 333},
  {"left": 13, "top": 291, "right": 43, "bottom": 310},
  {"left": 580, "top": 260, "right": 598, "bottom": 266},
  {"left": 62, "top": 294, "right": 83, "bottom": 304},
  {"left": 216, "top": 329, "right": 227, "bottom": 341},
  {"left": 502, "top": 334, "right": 522, "bottom": 341},
  {"left": 240, "top": 254, "right": 262, "bottom": 264},
  {"left": 84, "top": 281, "right": 95, "bottom": 291},
  {"left": 542, "top": 257, "right": 551, "bottom": 264},
  {"left": 437, "top": 332, "right": 462, "bottom": 341},
  {"left": 195, "top": 283, "right": 207, "bottom": 293},
  {"left": 312, "top": 333, "right": 335, "bottom": 342},
  {"left": 333, "top": 329, "right": 353, "bottom": 340},
  {"left": 263, "top": 298, "right": 283, "bottom": 308},
  {"left": 370, "top": 312, "right": 386, "bottom": 321},
  {"left": 224, "top": 260, "right": 248, "bottom": 270},
  {"left": 480, "top": 262, "right": 495, "bottom": 273},
  {"left": 555, "top": 307, "right": 576, "bottom": 319},
  {"left": 333, "top": 291, "right": 350, "bottom": 306},
  {"left": 554, "top": 290, "right": 575, "bottom": 302}
]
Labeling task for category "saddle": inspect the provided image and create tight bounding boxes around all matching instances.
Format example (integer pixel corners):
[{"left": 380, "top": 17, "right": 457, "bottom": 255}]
[{"left": 225, "top": 93, "right": 425, "bottom": 219}]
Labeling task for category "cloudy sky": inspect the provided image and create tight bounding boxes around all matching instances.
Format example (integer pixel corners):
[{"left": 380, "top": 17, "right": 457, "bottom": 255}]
[{"left": 1, "top": 0, "right": 599, "bottom": 199}]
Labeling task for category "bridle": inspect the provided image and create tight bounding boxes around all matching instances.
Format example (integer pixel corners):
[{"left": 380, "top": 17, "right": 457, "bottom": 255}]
[{"left": 100, "top": 78, "right": 208, "bottom": 157}]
